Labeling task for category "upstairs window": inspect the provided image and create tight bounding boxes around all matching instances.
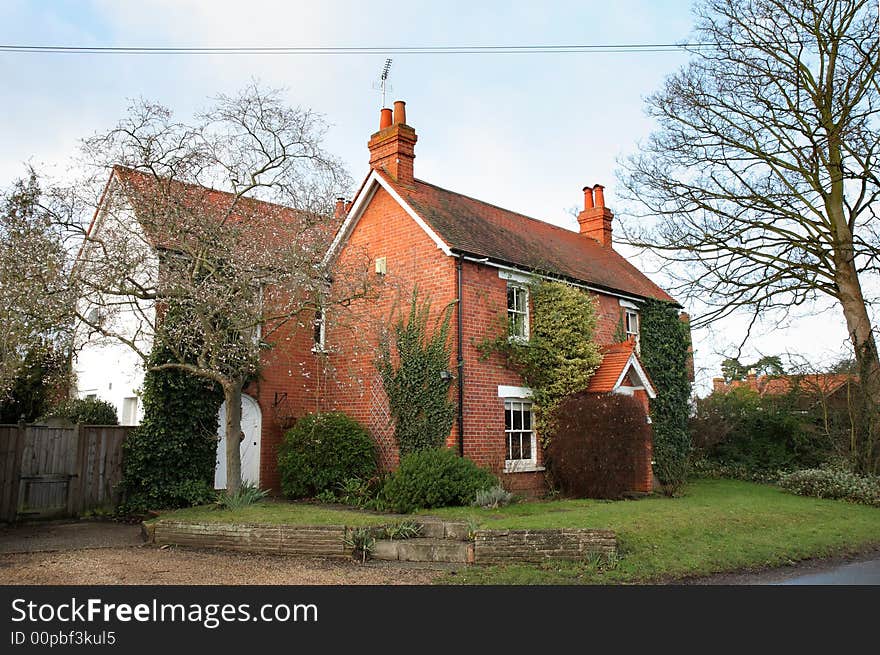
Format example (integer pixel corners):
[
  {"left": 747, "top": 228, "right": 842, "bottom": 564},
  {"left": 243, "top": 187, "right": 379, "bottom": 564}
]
[
  {"left": 625, "top": 308, "right": 640, "bottom": 352},
  {"left": 312, "top": 309, "right": 326, "bottom": 352},
  {"left": 507, "top": 283, "right": 529, "bottom": 340}
]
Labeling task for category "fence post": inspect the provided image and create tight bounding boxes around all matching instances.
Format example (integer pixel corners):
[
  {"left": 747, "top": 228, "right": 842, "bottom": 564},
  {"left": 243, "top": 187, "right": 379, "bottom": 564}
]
[
  {"left": 9, "top": 421, "right": 27, "bottom": 520},
  {"left": 67, "top": 423, "right": 85, "bottom": 517}
]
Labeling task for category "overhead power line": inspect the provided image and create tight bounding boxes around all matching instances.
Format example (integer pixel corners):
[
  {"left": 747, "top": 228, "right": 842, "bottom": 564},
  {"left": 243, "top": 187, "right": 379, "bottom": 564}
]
[{"left": 0, "top": 42, "right": 713, "bottom": 56}]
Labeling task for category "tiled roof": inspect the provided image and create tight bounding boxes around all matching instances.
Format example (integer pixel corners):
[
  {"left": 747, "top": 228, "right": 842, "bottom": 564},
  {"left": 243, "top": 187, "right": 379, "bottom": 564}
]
[
  {"left": 376, "top": 171, "right": 676, "bottom": 303},
  {"left": 110, "top": 165, "right": 338, "bottom": 249},
  {"left": 715, "top": 373, "right": 854, "bottom": 397},
  {"left": 587, "top": 341, "right": 639, "bottom": 393}
]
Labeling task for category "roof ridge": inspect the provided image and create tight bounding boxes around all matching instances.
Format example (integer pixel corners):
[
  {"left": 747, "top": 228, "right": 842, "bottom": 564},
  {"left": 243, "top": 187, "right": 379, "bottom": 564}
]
[
  {"left": 412, "top": 176, "right": 580, "bottom": 236},
  {"left": 113, "top": 164, "right": 304, "bottom": 215}
]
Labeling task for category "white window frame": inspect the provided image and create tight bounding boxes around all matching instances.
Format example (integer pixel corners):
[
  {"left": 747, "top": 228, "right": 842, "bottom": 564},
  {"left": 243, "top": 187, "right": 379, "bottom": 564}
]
[
  {"left": 121, "top": 397, "right": 139, "bottom": 426},
  {"left": 311, "top": 309, "right": 326, "bottom": 353},
  {"left": 503, "top": 398, "right": 537, "bottom": 472},
  {"left": 507, "top": 283, "right": 530, "bottom": 341},
  {"left": 624, "top": 308, "right": 640, "bottom": 353}
]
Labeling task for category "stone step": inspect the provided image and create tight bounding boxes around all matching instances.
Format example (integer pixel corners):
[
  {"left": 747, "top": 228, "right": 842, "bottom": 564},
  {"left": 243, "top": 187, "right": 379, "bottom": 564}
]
[
  {"left": 413, "top": 518, "right": 470, "bottom": 541},
  {"left": 372, "top": 538, "right": 474, "bottom": 564}
]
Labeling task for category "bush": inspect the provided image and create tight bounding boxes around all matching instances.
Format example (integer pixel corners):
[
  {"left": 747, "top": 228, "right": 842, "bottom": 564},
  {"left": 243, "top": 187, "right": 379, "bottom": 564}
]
[
  {"left": 778, "top": 467, "right": 880, "bottom": 507},
  {"left": 546, "top": 392, "right": 652, "bottom": 499},
  {"left": 42, "top": 397, "right": 118, "bottom": 425},
  {"left": 215, "top": 481, "right": 269, "bottom": 510},
  {"left": 473, "top": 484, "right": 515, "bottom": 509},
  {"left": 689, "top": 458, "right": 786, "bottom": 484},
  {"left": 278, "top": 412, "right": 377, "bottom": 499},
  {"left": 381, "top": 448, "right": 497, "bottom": 513},
  {"left": 117, "top": 326, "right": 224, "bottom": 515},
  {"left": 690, "top": 387, "right": 829, "bottom": 478}
]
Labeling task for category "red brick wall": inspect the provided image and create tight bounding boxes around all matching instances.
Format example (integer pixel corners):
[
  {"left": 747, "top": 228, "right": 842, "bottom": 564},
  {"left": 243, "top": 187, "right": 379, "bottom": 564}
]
[{"left": 320, "top": 186, "right": 457, "bottom": 471}]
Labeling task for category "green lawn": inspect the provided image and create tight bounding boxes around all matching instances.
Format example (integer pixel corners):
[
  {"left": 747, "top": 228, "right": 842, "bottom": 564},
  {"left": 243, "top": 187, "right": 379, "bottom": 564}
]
[
  {"left": 151, "top": 479, "right": 880, "bottom": 584},
  {"left": 150, "top": 500, "right": 395, "bottom": 527},
  {"left": 429, "top": 478, "right": 880, "bottom": 583}
]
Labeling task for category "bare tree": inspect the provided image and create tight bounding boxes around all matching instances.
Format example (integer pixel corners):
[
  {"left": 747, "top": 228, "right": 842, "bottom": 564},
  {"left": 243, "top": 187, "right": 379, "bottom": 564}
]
[
  {"left": 0, "top": 171, "right": 72, "bottom": 400},
  {"left": 69, "top": 83, "right": 372, "bottom": 493},
  {"left": 619, "top": 0, "right": 880, "bottom": 472}
]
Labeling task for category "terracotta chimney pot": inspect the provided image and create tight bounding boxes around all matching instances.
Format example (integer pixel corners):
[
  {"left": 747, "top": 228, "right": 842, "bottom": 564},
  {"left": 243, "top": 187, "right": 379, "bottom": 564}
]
[
  {"left": 393, "top": 100, "right": 407, "bottom": 126},
  {"left": 594, "top": 184, "right": 605, "bottom": 208},
  {"left": 583, "top": 186, "right": 594, "bottom": 210},
  {"left": 379, "top": 108, "right": 393, "bottom": 130}
]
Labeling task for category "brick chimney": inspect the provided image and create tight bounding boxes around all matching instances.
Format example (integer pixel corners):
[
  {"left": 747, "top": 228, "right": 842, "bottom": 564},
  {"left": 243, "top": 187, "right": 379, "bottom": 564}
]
[
  {"left": 368, "top": 100, "right": 417, "bottom": 185},
  {"left": 746, "top": 368, "right": 758, "bottom": 391},
  {"left": 577, "top": 184, "right": 613, "bottom": 246}
]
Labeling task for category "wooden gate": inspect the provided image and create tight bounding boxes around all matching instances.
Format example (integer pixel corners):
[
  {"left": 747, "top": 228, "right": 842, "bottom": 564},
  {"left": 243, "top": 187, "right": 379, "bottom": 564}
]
[{"left": 0, "top": 424, "right": 130, "bottom": 522}]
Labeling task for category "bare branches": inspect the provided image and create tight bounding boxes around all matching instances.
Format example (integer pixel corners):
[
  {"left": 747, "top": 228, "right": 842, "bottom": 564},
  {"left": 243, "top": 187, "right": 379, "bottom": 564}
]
[{"left": 618, "top": 0, "right": 879, "bottom": 329}]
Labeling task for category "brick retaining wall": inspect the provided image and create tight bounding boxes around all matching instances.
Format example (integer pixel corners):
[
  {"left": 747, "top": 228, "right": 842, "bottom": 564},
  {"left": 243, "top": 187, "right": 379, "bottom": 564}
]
[
  {"left": 473, "top": 528, "right": 617, "bottom": 564},
  {"left": 152, "top": 521, "right": 349, "bottom": 559}
]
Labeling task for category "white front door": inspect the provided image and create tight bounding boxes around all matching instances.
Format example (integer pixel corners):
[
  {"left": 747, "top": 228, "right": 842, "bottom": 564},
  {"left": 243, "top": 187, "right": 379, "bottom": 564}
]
[{"left": 214, "top": 394, "right": 262, "bottom": 490}]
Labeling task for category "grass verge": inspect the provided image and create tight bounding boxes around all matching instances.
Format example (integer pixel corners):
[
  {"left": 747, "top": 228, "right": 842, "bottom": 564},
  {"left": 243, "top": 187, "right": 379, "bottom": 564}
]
[
  {"left": 149, "top": 500, "right": 393, "bottom": 527},
  {"left": 430, "top": 478, "right": 880, "bottom": 584}
]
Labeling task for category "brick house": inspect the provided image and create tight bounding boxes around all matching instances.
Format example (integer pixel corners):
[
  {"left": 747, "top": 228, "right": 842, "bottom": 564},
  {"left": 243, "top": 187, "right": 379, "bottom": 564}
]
[
  {"left": 76, "top": 100, "right": 682, "bottom": 496},
  {"left": 306, "top": 101, "right": 678, "bottom": 495}
]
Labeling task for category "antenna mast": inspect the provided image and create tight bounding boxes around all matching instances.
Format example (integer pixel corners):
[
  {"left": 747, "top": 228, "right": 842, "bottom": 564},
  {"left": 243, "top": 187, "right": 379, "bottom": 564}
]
[{"left": 372, "top": 58, "right": 393, "bottom": 107}]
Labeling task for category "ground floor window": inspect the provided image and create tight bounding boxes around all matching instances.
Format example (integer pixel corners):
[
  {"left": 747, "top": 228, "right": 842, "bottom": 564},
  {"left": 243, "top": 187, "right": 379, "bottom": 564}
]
[{"left": 504, "top": 399, "right": 536, "bottom": 470}]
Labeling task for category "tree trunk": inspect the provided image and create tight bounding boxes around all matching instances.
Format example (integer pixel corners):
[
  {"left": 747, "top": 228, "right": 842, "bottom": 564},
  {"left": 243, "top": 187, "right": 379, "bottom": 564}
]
[
  {"left": 834, "top": 253, "right": 880, "bottom": 474},
  {"left": 223, "top": 380, "right": 244, "bottom": 495}
]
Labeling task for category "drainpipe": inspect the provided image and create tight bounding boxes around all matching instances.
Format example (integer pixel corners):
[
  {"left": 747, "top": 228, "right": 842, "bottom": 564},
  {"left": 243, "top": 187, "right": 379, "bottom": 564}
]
[{"left": 456, "top": 254, "right": 465, "bottom": 456}]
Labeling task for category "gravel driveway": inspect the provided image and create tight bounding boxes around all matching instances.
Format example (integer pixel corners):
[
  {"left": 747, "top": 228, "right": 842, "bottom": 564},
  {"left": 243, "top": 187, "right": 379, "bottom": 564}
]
[{"left": 0, "top": 520, "right": 443, "bottom": 585}]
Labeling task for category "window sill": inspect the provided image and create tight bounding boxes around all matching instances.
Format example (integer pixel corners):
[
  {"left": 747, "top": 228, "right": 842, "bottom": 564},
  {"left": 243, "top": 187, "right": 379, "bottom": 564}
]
[
  {"left": 311, "top": 346, "right": 328, "bottom": 355},
  {"left": 503, "top": 464, "right": 545, "bottom": 474}
]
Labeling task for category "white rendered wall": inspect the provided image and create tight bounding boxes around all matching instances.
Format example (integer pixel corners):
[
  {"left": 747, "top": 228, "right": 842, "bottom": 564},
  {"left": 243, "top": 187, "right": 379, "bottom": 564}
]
[{"left": 73, "top": 182, "right": 157, "bottom": 426}]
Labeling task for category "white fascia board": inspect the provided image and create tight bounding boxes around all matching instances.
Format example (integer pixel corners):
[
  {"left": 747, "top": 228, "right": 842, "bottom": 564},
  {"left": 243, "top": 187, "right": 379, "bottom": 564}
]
[
  {"left": 498, "top": 385, "right": 533, "bottom": 398},
  {"left": 462, "top": 256, "right": 647, "bottom": 305},
  {"left": 613, "top": 354, "right": 657, "bottom": 399},
  {"left": 498, "top": 269, "right": 533, "bottom": 284},
  {"left": 323, "top": 170, "right": 453, "bottom": 265}
]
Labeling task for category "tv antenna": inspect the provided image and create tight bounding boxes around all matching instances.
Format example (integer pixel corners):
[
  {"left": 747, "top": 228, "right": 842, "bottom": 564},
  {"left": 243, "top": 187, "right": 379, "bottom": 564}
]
[{"left": 371, "top": 58, "right": 393, "bottom": 107}]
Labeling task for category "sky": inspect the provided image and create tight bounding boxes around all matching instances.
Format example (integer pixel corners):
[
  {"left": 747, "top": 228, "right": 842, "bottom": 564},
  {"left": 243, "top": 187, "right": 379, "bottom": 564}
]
[{"left": 0, "top": 0, "right": 872, "bottom": 394}]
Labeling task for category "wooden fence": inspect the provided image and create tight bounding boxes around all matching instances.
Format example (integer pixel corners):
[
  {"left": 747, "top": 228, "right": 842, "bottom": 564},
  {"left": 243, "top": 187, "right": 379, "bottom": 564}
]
[{"left": 0, "top": 424, "right": 130, "bottom": 522}]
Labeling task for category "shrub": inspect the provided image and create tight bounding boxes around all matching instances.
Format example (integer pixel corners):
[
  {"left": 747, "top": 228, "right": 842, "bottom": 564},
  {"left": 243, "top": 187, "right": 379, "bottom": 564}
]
[
  {"left": 546, "top": 392, "right": 651, "bottom": 499},
  {"left": 472, "top": 484, "right": 515, "bottom": 509},
  {"left": 778, "top": 467, "right": 880, "bottom": 507},
  {"left": 42, "top": 397, "right": 118, "bottom": 425},
  {"left": 381, "top": 448, "right": 497, "bottom": 513},
  {"left": 639, "top": 299, "right": 693, "bottom": 495},
  {"left": 690, "top": 386, "right": 830, "bottom": 478},
  {"left": 117, "top": 329, "right": 223, "bottom": 515},
  {"left": 278, "top": 412, "right": 377, "bottom": 499},
  {"left": 689, "top": 458, "right": 786, "bottom": 484},
  {"left": 215, "top": 480, "right": 269, "bottom": 510}
]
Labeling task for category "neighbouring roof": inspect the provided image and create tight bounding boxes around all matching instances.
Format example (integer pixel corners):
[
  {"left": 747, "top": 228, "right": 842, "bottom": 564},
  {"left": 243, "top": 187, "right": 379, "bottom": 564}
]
[
  {"left": 375, "top": 170, "right": 676, "bottom": 303},
  {"left": 587, "top": 340, "right": 656, "bottom": 397},
  {"left": 714, "top": 373, "right": 855, "bottom": 397},
  {"left": 105, "top": 166, "right": 338, "bottom": 249}
]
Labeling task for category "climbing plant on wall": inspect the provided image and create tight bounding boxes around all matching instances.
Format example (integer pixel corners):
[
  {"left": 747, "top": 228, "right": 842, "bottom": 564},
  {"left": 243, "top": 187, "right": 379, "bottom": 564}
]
[
  {"left": 639, "top": 298, "right": 693, "bottom": 495},
  {"left": 480, "top": 279, "right": 603, "bottom": 443},
  {"left": 118, "top": 309, "right": 224, "bottom": 514},
  {"left": 376, "top": 288, "right": 457, "bottom": 457}
]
